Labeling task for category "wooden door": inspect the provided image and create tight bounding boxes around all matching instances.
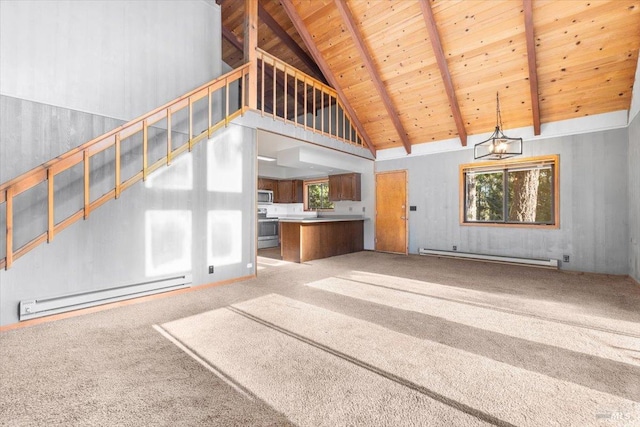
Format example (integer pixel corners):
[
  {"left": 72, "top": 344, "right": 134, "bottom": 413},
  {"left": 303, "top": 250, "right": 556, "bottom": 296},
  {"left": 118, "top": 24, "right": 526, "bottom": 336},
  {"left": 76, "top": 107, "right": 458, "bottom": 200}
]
[{"left": 375, "top": 170, "right": 408, "bottom": 254}]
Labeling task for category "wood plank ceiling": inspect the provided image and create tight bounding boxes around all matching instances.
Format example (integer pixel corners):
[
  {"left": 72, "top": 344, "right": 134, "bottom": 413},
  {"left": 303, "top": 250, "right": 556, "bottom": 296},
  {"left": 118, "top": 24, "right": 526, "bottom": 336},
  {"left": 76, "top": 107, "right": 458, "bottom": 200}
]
[{"left": 221, "top": 0, "right": 640, "bottom": 154}]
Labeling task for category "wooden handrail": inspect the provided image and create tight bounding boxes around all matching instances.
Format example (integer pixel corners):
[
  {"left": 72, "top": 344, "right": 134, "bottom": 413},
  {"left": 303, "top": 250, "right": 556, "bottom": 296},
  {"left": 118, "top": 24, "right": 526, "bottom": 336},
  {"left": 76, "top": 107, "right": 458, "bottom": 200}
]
[
  {"left": 0, "top": 65, "right": 249, "bottom": 196},
  {"left": 256, "top": 48, "right": 364, "bottom": 147},
  {"left": 0, "top": 63, "right": 250, "bottom": 270}
]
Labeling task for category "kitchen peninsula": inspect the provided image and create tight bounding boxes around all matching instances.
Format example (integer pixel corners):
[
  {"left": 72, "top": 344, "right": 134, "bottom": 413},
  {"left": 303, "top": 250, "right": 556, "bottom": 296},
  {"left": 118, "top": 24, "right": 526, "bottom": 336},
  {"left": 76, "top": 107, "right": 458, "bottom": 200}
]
[{"left": 279, "top": 217, "right": 365, "bottom": 263}]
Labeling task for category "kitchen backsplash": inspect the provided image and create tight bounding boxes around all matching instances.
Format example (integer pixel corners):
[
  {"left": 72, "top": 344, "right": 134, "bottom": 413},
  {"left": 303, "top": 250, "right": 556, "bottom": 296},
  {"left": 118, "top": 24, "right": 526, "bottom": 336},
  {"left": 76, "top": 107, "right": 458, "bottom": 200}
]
[{"left": 265, "top": 202, "right": 365, "bottom": 218}]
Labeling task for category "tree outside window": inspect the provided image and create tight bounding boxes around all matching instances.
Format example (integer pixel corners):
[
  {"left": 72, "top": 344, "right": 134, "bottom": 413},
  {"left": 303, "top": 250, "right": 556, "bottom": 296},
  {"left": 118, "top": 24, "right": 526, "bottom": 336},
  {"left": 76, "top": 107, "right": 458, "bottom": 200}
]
[
  {"left": 305, "top": 180, "right": 334, "bottom": 210},
  {"left": 461, "top": 156, "right": 558, "bottom": 227}
]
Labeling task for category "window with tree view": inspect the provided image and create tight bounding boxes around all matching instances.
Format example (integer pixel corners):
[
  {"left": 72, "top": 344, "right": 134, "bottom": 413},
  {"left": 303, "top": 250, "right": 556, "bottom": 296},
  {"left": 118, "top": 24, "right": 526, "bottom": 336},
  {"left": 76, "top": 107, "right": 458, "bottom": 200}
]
[
  {"left": 461, "top": 156, "right": 558, "bottom": 226},
  {"left": 305, "top": 180, "right": 334, "bottom": 210}
]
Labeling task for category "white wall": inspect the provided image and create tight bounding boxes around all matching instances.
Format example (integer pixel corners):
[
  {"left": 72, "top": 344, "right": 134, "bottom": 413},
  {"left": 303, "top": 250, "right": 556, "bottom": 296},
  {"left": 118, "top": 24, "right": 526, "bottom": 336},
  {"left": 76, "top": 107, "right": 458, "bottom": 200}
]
[
  {"left": 629, "top": 111, "right": 640, "bottom": 283},
  {"left": 376, "top": 127, "right": 630, "bottom": 275},
  {"left": 0, "top": 0, "right": 219, "bottom": 121}
]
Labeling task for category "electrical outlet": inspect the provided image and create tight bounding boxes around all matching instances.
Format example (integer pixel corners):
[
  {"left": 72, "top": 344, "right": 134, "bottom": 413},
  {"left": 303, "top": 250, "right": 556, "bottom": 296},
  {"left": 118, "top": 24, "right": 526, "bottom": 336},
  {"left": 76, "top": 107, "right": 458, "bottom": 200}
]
[
  {"left": 209, "top": 265, "right": 214, "bottom": 274},
  {"left": 362, "top": 207, "right": 365, "bottom": 212},
  {"left": 349, "top": 207, "right": 353, "bottom": 212},
  {"left": 247, "top": 263, "right": 253, "bottom": 269},
  {"left": 453, "top": 245, "right": 457, "bottom": 251},
  {"left": 563, "top": 255, "right": 570, "bottom": 263}
]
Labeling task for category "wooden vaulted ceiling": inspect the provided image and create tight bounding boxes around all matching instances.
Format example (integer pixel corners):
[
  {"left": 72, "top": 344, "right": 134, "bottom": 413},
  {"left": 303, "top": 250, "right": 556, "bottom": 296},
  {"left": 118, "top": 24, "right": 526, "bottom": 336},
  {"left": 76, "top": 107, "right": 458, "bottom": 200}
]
[{"left": 221, "top": 0, "right": 640, "bottom": 154}]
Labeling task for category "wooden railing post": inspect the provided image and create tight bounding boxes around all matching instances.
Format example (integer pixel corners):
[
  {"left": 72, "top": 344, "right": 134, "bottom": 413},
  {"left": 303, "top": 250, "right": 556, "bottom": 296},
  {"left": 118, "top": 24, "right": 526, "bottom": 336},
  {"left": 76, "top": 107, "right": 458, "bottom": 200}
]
[
  {"left": 142, "top": 119, "right": 149, "bottom": 178},
  {"left": 284, "top": 64, "right": 288, "bottom": 121},
  {"left": 321, "top": 88, "right": 324, "bottom": 134},
  {"left": 167, "top": 108, "right": 172, "bottom": 165},
  {"left": 244, "top": 0, "right": 258, "bottom": 109},
  {"left": 188, "top": 99, "right": 193, "bottom": 151},
  {"left": 260, "top": 55, "right": 265, "bottom": 116},
  {"left": 272, "top": 58, "right": 276, "bottom": 120},
  {"left": 83, "top": 151, "right": 90, "bottom": 219},
  {"left": 294, "top": 70, "right": 298, "bottom": 124},
  {"left": 225, "top": 77, "right": 230, "bottom": 126},
  {"left": 5, "top": 187, "right": 13, "bottom": 269},
  {"left": 208, "top": 87, "right": 212, "bottom": 137},
  {"left": 115, "top": 134, "right": 121, "bottom": 198},
  {"left": 312, "top": 81, "right": 316, "bottom": 132},
  {"left": 47, "top": 169, "right": 55, "bottom": 242},
  {"left": 304, "top": 78, "right": 308, "bottom": 131}
]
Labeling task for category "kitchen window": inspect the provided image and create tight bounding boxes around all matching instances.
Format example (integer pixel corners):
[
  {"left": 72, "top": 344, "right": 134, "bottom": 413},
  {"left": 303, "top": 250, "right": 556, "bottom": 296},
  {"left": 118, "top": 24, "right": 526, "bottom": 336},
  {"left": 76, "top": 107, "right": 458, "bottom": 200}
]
[
  {"left": 459, "top": 155, "right": 559, "bottom": 228},
  {"left": 304, "top": 179, "right": 334, "bottom": 211}
]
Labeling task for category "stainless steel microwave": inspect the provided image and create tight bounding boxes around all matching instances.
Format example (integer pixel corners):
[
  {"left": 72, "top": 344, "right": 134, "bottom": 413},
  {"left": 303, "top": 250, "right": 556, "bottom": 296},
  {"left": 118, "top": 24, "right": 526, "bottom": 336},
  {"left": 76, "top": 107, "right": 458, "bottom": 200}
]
[{"left": 257, "top": 189, "right": 274, "bottom": 204}]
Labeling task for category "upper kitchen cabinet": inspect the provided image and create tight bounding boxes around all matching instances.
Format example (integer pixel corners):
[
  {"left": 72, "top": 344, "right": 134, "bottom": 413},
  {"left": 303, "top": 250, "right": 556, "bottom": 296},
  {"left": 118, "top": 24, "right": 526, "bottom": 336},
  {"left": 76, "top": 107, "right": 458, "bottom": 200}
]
[
  {"left": 329, "top": 173, "right": 361, "bottom": 201},
  {"left": 276, "top": 179, "right": 303, "bottom": 203},
  {"left": 258, "top": 177, "right": 278, "bottom": 193}
]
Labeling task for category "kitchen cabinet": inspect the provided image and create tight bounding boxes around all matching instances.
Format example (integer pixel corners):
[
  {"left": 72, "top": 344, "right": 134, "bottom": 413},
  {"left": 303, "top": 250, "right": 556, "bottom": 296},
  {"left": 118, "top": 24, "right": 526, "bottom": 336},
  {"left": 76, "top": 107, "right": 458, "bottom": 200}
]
[
  {"left": 328, "top": 173, "right": 361, "bottom": 201},
  {"left": 258, "top": 177, "right": 278, "bottom": 192},
  {"left": 275, "top": 179, "right": 303, "bottom": 203},
  {"left": 280, "top": 219, "right": 364, "bottom": 263}
]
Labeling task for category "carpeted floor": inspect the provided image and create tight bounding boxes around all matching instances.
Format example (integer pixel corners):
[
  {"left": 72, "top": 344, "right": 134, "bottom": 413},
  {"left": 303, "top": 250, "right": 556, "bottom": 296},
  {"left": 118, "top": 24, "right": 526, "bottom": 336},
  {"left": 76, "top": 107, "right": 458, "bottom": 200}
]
[{"left": 1, "top": 251, "right": 639, "bottom": 426}]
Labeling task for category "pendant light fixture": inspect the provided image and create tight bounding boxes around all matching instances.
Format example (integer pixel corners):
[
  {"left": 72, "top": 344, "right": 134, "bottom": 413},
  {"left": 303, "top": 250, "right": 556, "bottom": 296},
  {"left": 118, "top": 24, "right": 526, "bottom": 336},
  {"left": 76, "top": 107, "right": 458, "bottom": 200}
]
[{"left": 474, "top": 92, "right": 523, "bottom": 160}]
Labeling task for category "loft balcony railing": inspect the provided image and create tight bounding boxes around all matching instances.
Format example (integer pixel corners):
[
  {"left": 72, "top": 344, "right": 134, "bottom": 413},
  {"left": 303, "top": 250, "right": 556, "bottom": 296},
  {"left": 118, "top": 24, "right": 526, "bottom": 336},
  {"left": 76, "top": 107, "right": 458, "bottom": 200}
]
[
  {"left": 0, "top": 52, "right": 366, "bottom": 270},
  {"left": 256, "top": 49, "right": 363, "bottom": 147}
]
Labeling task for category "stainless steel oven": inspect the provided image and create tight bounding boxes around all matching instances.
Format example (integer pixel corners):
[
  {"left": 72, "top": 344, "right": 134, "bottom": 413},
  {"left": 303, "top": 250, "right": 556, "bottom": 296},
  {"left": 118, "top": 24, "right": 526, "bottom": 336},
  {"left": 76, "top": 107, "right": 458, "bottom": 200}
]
[{"left": 258, "top": 208, "right": 279, "bottom": 248}]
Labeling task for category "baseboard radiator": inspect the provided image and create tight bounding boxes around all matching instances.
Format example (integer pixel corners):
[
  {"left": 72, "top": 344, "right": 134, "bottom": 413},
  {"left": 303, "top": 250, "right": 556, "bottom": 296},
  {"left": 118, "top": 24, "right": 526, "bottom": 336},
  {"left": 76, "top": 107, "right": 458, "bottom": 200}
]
[
  {"left": 418, "top": 248, "right": 558, "bottom": 269},
  {"left": 19, "top": 274, "right": 192, "bottom": 321}
]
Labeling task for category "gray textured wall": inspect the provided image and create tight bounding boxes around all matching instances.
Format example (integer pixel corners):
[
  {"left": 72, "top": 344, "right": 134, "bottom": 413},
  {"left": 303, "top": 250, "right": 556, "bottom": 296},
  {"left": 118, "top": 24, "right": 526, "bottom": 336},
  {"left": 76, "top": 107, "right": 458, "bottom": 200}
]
[
  {"left": 629, "top": 112, "right": 640, "bottom": 283},
  {"left": 0, "top": 0, "right": 218, "bottom": 122},
  {"left": 376, "top": 128, "right": 630, "bottom": 275}
]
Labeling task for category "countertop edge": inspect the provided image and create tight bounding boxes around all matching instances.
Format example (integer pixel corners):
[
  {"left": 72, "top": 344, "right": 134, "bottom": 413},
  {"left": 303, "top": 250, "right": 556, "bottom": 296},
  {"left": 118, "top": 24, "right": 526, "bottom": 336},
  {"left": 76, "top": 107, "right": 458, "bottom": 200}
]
[{"left": 278, "top": 217, "right": 367, "bottom": 223}]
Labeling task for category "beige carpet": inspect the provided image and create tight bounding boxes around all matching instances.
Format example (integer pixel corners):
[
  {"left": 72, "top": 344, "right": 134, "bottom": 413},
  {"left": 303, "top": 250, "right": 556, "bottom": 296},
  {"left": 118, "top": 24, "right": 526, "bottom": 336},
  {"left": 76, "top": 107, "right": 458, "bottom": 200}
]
[{"left": 1, "top": 251, "right": 640, "bottom": 426}]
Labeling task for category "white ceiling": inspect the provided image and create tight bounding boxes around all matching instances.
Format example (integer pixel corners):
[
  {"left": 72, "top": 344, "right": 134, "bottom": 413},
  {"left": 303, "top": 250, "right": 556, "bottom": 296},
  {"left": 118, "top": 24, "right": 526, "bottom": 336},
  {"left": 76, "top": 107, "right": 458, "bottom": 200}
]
[{"left": 257, "top": 130, "right": 353, "bottom": 179}]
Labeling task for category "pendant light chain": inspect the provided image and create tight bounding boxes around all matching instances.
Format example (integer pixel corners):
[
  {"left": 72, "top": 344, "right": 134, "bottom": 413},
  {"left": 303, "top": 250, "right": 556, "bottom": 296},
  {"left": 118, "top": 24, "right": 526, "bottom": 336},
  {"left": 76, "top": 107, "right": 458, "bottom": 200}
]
[{"left": 496, "top": 92, "right": 503, "bottom": 131}]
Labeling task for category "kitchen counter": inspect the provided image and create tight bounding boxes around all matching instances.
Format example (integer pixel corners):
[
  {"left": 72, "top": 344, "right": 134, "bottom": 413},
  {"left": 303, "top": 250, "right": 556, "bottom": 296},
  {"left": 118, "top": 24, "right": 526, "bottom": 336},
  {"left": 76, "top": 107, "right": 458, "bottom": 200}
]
[
  {"left": 277, "top": 215, "right": 367, "bottom": 223},
  {"left": 280, "top": 217, "right": 365, "bottom": 263}
]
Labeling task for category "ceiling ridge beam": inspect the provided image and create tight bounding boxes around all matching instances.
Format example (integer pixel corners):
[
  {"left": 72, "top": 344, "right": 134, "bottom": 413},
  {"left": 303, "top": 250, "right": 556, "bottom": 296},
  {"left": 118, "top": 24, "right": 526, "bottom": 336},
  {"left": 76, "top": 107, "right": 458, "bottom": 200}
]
[
  {"left": 524, "top": 0, "right": 541, "bottom": 136},
  {"left": 419, "top": 0, "right": 468, "bottom": 147},
  {"left": 280, "top": 0, "right": 377, "bottom": 158},
  {"left": 257, "top": 0, "right": 327, "bottom": 84},
  {"left": 334, "top": 0, "right": 412, "bottom": 154}
]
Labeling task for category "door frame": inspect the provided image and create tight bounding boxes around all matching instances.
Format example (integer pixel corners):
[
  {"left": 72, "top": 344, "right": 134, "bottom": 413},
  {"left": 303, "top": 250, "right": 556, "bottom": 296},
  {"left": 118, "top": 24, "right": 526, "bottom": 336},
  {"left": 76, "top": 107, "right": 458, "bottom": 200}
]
[{"left": 375, "top": 169, "right": 409, "bottom": 255}]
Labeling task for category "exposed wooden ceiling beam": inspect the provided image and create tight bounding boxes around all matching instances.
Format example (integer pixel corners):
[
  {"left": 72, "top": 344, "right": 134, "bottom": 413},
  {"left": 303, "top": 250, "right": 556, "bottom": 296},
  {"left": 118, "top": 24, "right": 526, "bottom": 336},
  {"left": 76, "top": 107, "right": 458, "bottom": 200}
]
[
  {"left": 419, "top": 0, "right": 467, "bottom": 147},
  {"left": 280, "top": 0, "right": 376, "bottom": 158},
  {"left": 257, "top": 0, "right": 327, "bottom": 84},
  {"left": 222, "top": 25, "right": 243, "bottom": 52},
  {"left": 524, "top": 0, "right": 541, "bottom": 136},
  {"left": 334, "top": 0, "right": 412, "bottom": 154}
]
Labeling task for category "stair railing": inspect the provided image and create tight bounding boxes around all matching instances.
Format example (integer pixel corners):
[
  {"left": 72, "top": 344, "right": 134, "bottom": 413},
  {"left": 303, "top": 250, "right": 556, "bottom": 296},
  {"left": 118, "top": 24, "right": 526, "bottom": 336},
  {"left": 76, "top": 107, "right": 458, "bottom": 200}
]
[{"left": 0, "top": 64, "right": 250, "bottom": 270}]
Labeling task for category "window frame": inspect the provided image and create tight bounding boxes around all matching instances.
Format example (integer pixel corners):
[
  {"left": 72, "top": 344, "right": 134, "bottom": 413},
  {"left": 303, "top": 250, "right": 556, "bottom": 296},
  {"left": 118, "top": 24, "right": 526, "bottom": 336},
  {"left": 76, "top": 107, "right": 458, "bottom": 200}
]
[
  {"left": 303, "top": 178, "right": 334, "bottom": 211},
  {"left": 459, "top": 154, "right": 559, "bottom": 229}
]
